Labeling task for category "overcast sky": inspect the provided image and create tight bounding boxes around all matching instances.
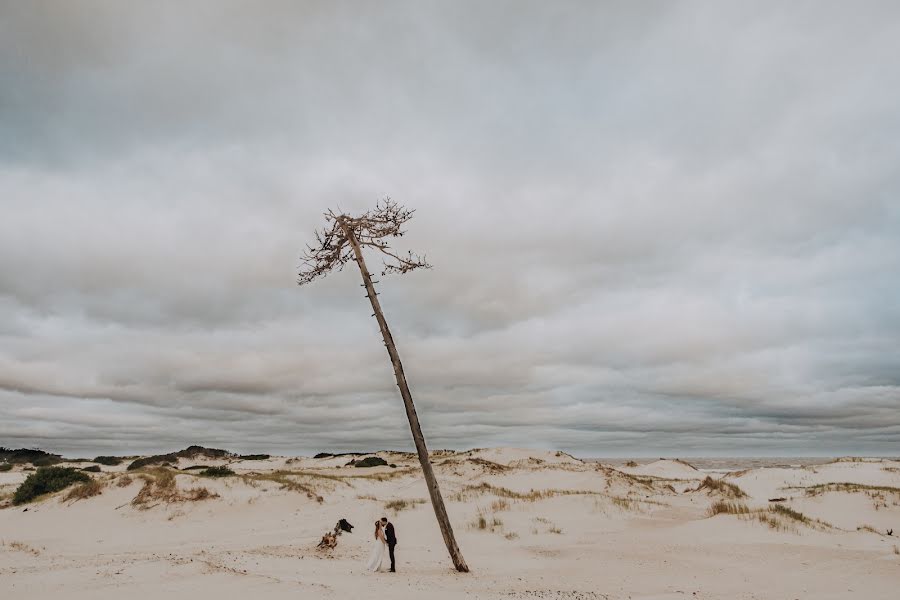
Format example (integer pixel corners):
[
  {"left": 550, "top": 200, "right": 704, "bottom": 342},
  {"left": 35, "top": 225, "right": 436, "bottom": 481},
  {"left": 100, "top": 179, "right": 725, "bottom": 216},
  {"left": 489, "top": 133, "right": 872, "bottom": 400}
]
[{"left": 1, "top": 2, "right": 898, "bottom": 458}]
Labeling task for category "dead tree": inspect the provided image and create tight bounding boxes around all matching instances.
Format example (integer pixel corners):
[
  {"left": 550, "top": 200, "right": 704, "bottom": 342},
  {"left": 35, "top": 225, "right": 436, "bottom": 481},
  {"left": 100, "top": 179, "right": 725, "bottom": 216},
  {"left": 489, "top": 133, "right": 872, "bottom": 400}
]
[{"left": 297, "top": 199, "right": 469, "bottom": 573}]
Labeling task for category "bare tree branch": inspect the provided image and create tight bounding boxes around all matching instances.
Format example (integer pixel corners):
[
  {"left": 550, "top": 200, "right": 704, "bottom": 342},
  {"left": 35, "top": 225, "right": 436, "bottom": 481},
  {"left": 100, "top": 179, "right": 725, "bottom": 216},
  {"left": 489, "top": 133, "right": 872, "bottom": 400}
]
[{"left": 297, "top": 198, "right": 431, "bottom": 285}]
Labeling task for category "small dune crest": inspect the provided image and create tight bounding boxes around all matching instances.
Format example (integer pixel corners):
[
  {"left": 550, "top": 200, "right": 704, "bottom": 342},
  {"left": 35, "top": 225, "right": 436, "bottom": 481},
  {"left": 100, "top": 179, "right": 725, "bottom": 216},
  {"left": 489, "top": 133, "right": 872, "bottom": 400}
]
[{"left": 616, "top": 458, "right": 705, "bottom": 480}]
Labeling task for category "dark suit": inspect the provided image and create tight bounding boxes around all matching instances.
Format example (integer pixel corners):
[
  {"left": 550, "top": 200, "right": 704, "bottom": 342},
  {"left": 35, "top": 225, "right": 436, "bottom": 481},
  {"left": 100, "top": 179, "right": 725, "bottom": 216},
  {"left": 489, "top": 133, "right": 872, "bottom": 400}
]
[{"left": 384, "top": 522, "right": 397, "bottom": 571}]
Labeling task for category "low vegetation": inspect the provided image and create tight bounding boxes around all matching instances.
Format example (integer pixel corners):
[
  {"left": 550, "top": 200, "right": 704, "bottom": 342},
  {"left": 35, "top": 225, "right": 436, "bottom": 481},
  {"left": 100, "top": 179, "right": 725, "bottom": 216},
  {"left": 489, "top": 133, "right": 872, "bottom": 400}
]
[
  {"left": 348, "top": 468, "right": 410, "bottom": 481},
  {"left": 615, "top": 471, "right": 657, "bottom": 488},
  {"left": 81, "top": 465, "right": 101, "bottom": 473},
  {"left": 452, "top": 482, "right": 602, "bottom": 503},
  {"left": 769, "top": 504, "right": 813, "bottom": 524},
  {"left": 467, "top": 457, "right": 509, "bottom": 473},
  {"left": 697, "top": 476, "right": 748, "bottom": 499},
  {"left": 0, "top": 463, "right": 11, "bottom": 472},
  {"left": 63, "top": 479, "right": 104, "bottom": 502},
  {"left": 200, "top": 466, "right": 235, "bottom": 477},
  {"left": 751, "top": 511, "right": 794, "bottom": 532},
  {"left": 491, "top": 499, "right": 510, "bottom": 511},
  {"left": 707, "top": 499, "right": 833, "bottom": 532},
  {"left": 3, "top": 540, "right": 41, "bottom": 556},
  {"left": 130, "top": 468, "right": 218, "bottom": 508},
  {"left": 93, "top": 456, "right": 123, "bottom": 466},
  {"left": 239, "top": 454, "right": 270, "bottom": 461},
  {"left": 800, "top": 482, "right": 900, "bottom": 496},
  {"left": 470, "top": 507, "right": 504, "bottom": 532},
  {"left": 351, "top": 456, "right": 388, "bottom": 468},
  {"left": 127, "top": 446, "right": 233, "bottom": 471},
  {"left": 13, "top": 467, "right": 90, "bottom": 504},
  {"left": 0, "top": 447, "right": 62, "bottom": 466},
  {"left": 239, "top": 471, "right": 323, "bottom": 502},
  {"left": 708, "top": 500, "right": 750, "bottom": 516},
  {"left": 533, "top": 516, "right": 563, "bottom": 534},
  {"left": 384, "top": 498, "right": 426, "bottom": 512},
  {"left": 314, "top": 451, "right": 369, "bottom": 459}
]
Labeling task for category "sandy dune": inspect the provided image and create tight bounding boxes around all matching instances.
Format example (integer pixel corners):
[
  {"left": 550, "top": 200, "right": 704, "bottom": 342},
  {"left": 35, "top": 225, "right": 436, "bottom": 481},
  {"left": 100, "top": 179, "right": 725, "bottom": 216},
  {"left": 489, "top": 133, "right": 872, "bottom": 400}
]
[{"left": 1, "top": 450, "right": 898, "bottom": 599}]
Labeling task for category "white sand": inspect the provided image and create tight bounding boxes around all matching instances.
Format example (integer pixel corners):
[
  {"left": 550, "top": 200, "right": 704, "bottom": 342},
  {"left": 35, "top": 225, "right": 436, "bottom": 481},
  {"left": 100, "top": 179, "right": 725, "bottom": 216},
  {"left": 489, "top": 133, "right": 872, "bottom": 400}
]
[{"left": 1, "top": 450, "right": 898, "bottom": 599}]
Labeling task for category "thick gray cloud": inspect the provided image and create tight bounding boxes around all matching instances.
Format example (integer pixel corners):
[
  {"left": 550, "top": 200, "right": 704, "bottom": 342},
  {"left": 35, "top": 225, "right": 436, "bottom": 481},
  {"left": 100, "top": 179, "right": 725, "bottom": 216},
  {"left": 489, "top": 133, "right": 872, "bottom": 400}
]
[{"left": 1, "top": 1, "right": 898, "bottom": 457}]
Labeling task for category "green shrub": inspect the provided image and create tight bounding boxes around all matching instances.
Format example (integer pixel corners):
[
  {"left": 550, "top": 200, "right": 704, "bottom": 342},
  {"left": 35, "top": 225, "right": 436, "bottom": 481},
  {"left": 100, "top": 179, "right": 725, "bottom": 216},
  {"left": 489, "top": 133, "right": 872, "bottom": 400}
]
[
  {"left": 239, "top": 454, "right": 270, "bottom": 461},
  {"left": 0, "top": 448, "right": 62, "bottom": 465},
  {"left": 81, "top": 465, "right": 101, "bottom": 473},
  {"left": 354, "top": 456, "right": 388, "bottom": 468},
  {"left": 0, "top": 463, "right": 12, "bottom": 472},
  {"left": 127, "top": 446, "right": 233, "bottom": 470},
  {"left": 13, "top": 467, "right": 91, "bottom": 505},
  {"left": 200, "top": 466, "right": 235, "bottom": 477},
  {"left": 93, "top": 456, "right": 123, "bottom": 466}
]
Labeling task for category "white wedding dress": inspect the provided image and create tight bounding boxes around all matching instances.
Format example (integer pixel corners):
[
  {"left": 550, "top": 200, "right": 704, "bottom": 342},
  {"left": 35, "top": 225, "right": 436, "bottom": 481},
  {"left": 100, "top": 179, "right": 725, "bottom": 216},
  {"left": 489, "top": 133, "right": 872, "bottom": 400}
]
[{"left": 366, "top": 532, "right": 387, "bottom": 572}]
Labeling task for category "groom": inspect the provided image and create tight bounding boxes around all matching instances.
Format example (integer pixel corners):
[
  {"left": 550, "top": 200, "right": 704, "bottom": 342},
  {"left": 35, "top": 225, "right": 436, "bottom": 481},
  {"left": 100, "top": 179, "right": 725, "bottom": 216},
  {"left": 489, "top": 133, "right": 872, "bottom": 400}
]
[{"left": 380, "top": 517, "right": 397, "bottom": 572}]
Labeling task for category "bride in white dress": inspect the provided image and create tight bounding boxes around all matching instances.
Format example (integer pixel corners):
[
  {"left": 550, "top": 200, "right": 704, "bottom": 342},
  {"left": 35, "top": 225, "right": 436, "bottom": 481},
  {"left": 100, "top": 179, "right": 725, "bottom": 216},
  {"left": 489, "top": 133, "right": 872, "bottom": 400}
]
[{"left": 366, "top": 520, "right": 387, "bottom": 572}]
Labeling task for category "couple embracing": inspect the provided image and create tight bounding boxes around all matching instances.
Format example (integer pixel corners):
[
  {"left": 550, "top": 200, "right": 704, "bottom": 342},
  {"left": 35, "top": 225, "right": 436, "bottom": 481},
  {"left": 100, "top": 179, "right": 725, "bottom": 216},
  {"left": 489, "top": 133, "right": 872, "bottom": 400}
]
[{"left": 366, "top": 517, "right": 397, "bottom": 572}]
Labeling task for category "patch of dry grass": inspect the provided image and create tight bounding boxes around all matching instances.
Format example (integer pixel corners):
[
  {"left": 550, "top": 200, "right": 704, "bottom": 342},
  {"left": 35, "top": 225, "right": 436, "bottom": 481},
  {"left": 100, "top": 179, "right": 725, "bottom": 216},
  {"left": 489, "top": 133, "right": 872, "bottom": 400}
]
[
  {"left": 469, "top": 507, "right": 506, "bottom": 534},
  {"left": 709, "top": 502, "right": 832, "bottom": 532},
  {"left": 800, "top": 482, "right": 900, "bottom": 496},
  {"left": 770, "top": 504, "right": 811, "bottom": 524},
  {"left": 384, "top": 498, "right": 426, "bottom": 512},
  {"left": 116, "top": 475, "right": 133, "bottom": 487},
  {"left": 130, "top": 468, "right": 218, "bottom": 509},
  {"left": 532, "top": 516, "right": 563, "bottom": 535},
  {"left": 750, "top": 511, "right": 795, "bottom": 532},
  {"left": 467, "top": 458, "right": 509, "bottom": 473},
  {"left": 697, "top": 476, "right": 747, "bottom": 499},
  {"left": 452, "top": 482, "right": 601, "bottom": 503},
  {"left": 491, "top": 499, "right": 510, "bottom": 511},
  {"left": 4, "top": 540, "right": 41, "bottom": 556},
  {"left": 239, "top": 471, "right": 324, "bottom": 502},
  {"left": 63, "top": 479, "right": 104, "bottom": 502},
  {"left": 616, "top": 471, "right": 656, "bottom": 488},
  {"left": 707, "top": 500, "right": 750, "bottom": 516},
  {"left": 184, "top": 487, "right": 217, "bottom": 501}
]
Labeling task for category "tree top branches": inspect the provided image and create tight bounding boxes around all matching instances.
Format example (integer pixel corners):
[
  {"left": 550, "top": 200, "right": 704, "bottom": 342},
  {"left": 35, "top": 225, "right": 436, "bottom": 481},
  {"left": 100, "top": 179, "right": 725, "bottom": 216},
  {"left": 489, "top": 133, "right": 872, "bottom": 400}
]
[{"left": 297, "top": 198, "right": 431, "bottom": 286}]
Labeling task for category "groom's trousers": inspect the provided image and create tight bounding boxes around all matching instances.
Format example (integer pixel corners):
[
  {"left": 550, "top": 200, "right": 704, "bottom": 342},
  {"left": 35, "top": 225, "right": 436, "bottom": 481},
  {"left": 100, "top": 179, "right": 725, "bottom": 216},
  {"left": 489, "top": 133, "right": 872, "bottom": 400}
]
[{"left": 388, "top": 542, "right": 396, "bottom": 571}]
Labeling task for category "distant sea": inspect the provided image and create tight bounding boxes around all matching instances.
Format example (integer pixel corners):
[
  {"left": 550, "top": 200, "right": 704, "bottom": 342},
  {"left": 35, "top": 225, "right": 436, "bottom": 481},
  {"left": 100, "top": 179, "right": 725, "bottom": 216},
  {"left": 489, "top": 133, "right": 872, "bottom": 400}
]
[{"left": 588, "top": 457, "right": 890, "bottom": 474}]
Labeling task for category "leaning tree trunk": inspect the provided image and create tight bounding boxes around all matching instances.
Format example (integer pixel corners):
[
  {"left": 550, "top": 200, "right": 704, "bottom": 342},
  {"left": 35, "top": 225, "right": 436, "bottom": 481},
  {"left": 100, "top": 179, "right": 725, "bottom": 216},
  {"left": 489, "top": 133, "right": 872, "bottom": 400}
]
[{"left": 338, "top": 218, "right": 469, "bottom": 573}]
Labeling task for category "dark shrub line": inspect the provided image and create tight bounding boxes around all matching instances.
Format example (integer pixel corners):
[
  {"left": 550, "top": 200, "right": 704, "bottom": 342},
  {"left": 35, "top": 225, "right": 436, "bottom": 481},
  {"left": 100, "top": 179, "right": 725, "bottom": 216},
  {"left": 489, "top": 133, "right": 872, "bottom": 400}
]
[{"left": 13, "top": 467, "right": 91, "bottom": 505}]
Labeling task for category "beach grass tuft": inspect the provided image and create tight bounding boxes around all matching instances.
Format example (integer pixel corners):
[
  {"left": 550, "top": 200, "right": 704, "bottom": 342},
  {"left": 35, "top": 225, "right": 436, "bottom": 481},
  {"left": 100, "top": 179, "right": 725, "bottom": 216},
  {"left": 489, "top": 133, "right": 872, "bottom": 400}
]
[{"left": 697, "top": 476, "right": 747, "bottom": 499}]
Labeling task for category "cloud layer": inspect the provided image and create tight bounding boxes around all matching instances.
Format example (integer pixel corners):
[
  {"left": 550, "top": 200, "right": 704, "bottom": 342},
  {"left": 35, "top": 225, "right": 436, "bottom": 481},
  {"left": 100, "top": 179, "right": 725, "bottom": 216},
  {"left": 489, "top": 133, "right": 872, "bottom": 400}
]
[{"left": 1, "top": 2, "right": 898, "bottom": 457}]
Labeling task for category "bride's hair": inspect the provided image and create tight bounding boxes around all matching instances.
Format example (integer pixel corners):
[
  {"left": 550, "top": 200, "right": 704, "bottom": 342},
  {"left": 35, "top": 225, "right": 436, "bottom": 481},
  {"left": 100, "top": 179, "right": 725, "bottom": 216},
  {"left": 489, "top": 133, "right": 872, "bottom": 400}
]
[{"left": 373, "top": 520, "right": 381, "bottom": 539}]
